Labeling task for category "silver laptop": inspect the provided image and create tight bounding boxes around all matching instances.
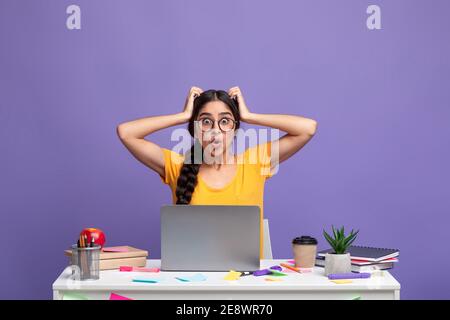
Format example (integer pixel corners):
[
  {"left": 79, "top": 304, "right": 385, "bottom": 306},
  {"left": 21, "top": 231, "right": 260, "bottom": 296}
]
[{"left": 161, "top": 205, "right": 260, "bottom": 272}]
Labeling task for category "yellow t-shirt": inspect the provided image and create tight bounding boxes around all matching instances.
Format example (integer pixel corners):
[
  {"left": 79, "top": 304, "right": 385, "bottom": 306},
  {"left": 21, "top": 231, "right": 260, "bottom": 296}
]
[{"left": 159, "top": 142, "right": 274, "bottom": 259}]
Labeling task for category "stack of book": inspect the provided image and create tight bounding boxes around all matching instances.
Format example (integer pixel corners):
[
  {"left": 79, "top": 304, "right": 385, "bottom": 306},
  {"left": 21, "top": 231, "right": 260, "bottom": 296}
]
[
  {"left": 65, "top": 246, "right": 148, "bottom": 270},
  {"left": 315, "top": 245, "right": 399, "bottom": 273}
]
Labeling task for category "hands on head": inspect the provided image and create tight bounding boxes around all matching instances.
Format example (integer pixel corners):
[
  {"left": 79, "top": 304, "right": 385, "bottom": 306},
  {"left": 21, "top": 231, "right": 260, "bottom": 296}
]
[{"left": 183, "top": 86, "right": 251, "bottom": 122}]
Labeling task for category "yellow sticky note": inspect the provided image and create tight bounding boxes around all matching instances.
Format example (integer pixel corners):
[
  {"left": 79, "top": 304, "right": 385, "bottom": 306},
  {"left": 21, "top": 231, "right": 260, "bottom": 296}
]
[
  {"left": 265, "top": 277, "right": 283, "bottom": 282},
  {"left": 224, "top": 270, "right": 242, "bottom": 280},
  {"left": 331, "top": 279, "right": 353, "bottom": 284}
]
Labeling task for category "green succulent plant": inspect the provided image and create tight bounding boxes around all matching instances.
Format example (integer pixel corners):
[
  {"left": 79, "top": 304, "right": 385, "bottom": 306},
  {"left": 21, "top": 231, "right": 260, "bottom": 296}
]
[{"left": 323, "top": 225, "right": 359, "bottom": 254}]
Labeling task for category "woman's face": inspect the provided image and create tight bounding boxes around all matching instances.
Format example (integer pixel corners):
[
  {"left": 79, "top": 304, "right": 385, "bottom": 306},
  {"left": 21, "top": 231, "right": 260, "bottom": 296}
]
[{"left": 194, "top": 100, "right": 236, "bottom": 162}]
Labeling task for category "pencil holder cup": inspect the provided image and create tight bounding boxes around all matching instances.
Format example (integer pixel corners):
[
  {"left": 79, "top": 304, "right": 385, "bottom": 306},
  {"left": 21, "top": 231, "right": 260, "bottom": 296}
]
[{"left": 70, "top": 244, "right": 101, "bottom": 281}]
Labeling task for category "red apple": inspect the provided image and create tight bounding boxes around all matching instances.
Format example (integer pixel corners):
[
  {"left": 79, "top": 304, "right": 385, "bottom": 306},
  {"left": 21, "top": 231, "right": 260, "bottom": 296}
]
[{"left": 80, "top": 228, "right": 106, "bottom": 248}]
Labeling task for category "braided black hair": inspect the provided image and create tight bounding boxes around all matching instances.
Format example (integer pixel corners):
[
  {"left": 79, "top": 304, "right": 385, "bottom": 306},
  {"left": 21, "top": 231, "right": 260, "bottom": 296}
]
[{"left": 175, "top": 89, "right": 241, "bottom": 204}]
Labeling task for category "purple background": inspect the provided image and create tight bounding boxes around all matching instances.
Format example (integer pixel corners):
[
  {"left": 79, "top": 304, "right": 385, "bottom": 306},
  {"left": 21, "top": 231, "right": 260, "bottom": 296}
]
[{"left": 1, "top": 0, "right": 449, "bottom": 299}]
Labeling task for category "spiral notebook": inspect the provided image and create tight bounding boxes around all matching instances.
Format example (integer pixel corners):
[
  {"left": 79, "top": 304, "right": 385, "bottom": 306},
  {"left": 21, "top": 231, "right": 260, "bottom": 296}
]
[{"left": 317, "top": 245, "right": 399, "bottom": 262}]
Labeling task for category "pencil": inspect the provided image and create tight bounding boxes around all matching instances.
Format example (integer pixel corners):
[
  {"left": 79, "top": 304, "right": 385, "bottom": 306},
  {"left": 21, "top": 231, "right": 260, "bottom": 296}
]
[
  {"left": 79, "top": 235, "right": 89, "bottom": 278},
  {"left": 280, "top": 263, "right": 301, "bottom": 273}
]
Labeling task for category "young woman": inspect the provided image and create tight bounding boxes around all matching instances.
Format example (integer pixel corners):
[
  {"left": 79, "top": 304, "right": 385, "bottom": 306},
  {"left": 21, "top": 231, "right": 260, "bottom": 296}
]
[{"left": 117, "top": 86, "right": 318, "bottom": 258}]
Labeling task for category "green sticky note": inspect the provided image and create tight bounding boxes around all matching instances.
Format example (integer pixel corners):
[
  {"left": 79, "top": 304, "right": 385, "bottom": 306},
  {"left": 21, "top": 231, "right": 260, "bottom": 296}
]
[
  {"left": 351, "top": 296, "right": 361, "bottom": 300},
  {"left": 270, "top": 270, "right": 287, "bottom": 276},
  {"left": 62, "top": 292, "right": 89, "bottom": 300}
]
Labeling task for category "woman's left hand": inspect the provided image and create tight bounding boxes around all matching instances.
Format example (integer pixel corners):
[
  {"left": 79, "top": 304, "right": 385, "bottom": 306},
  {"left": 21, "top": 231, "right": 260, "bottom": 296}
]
[{"left": 228, "top": 86, "right": 252, "bottom": 122}]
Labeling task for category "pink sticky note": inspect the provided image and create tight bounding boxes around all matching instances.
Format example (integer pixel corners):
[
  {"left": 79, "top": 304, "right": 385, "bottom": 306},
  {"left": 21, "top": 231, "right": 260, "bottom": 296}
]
[
  {"left": 109, "top": 293, "right": 133, "bottom": 300},
  {"left": 102, "top": 246, "right": 130, "bottom": 252},
  {"left": 287, "top": 260, "right": 295, "bottom": 264},
  {"left": 281, "top": 268, "right": 297, "bottom": 273}
]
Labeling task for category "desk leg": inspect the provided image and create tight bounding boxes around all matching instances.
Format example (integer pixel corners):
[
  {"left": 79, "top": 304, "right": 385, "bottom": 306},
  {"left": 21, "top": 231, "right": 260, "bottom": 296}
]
[{"left": 53, "top": 290, "right": 63, "bottom": 300}]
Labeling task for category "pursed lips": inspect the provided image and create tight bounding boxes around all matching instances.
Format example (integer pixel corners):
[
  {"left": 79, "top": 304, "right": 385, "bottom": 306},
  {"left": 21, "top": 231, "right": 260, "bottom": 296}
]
[{"left": 210, "top": 137, "right": 222, "bottom": 145}]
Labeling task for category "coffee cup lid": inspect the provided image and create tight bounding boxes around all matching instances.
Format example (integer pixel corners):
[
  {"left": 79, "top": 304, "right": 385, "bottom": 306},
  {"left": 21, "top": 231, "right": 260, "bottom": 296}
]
[{"left": 292, "top": 236, "right": 318, "bottom": 245}]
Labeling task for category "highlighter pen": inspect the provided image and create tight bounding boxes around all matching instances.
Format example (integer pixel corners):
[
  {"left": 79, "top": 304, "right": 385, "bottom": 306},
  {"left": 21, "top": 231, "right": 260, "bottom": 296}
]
[
  {"left": 253, "top": 269, "right": 272, "bottom": 276},
  {"left": 328, "top": 273, "right": 371, "bottom": 280},
  {"left": 270, "top": 265, "right": 282, "bottom": 271},
  {"left": 120, "top": 266, "right": 160, "bottom": 273}
]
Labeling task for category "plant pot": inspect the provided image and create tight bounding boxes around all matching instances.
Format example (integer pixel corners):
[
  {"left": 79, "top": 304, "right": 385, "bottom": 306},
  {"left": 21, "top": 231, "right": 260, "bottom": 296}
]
[{"left": 324, "top": 252, "right": 351, "bottom": 276}]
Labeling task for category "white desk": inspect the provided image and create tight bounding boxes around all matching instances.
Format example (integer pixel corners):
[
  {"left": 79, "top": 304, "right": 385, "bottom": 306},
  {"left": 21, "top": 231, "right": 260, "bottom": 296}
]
[{"left": 52, "top": 259, "right": 401, "bottom": 300}]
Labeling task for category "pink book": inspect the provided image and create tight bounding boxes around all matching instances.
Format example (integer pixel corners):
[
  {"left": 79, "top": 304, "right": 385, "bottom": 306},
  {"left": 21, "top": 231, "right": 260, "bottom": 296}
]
[{"left": 102, "top": 246, "right": 130, "bottom": 253}]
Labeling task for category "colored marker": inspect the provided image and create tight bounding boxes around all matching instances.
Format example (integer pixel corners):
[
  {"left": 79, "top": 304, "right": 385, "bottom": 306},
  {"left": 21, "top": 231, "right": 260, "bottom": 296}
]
[
  {"left": 253, "top": 269, "right": 272, "bottom": 276},
  {"left": 270, "top": 265, "right": 282, "bottom": 271},
  {"left": 132, "top": 278, "right": 159, "bottom": 283}
]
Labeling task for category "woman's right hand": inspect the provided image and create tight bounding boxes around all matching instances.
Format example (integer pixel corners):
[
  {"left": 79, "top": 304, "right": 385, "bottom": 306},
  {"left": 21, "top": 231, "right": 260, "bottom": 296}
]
[{"left": 182, "top": 86, "right": 203, "bottom": 121}]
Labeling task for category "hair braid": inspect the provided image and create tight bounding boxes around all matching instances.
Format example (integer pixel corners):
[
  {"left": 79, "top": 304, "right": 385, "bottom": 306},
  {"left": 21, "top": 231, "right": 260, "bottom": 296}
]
[{"left": 175, "top": 142, "right": 201, "bottom": 204}]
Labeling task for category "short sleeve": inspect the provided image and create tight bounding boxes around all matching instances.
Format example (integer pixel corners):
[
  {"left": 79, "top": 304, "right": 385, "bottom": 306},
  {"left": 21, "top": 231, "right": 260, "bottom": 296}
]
[
  {"left": 244, "top": 141, "right": 276, "bottom": 179},
  {"left": 159, "top": 148, "right": 185, "bottom": 186}
]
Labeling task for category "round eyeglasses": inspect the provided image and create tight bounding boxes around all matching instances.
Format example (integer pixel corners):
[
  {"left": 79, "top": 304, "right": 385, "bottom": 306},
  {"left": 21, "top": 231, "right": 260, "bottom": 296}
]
[{"left": 196, "top": 117, "right": 237, "bottom": 132}]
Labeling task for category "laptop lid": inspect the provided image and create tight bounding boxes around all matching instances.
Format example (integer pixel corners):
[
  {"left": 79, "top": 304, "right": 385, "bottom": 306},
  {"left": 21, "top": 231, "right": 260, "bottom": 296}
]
[{"left": 161, "top": 204, "right": 260, "bottom": 272}]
